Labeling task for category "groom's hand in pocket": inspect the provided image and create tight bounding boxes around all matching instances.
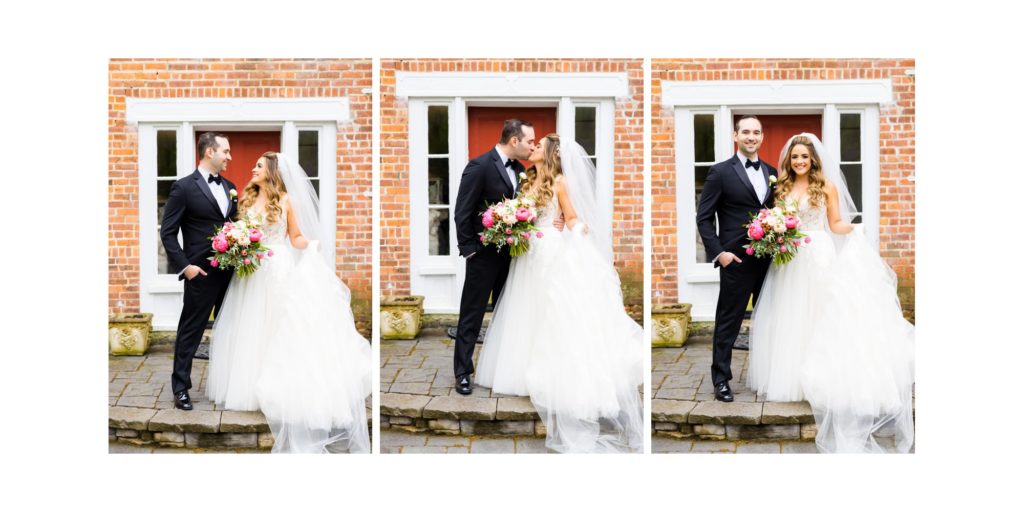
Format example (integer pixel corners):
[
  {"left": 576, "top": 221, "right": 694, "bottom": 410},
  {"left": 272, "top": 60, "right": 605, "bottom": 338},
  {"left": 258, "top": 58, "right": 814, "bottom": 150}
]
[
  {"left": 184, "top": 265, "right": 208, "bottom": 280},
  {"left": 718, "top": 252, "right": 742, "bottom": 268}
]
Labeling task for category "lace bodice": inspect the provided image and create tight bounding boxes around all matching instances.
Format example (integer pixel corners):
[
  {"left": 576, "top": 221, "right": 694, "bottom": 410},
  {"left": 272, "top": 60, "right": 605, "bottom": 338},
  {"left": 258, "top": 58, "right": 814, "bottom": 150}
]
[
  {"left": 787, "top": 195, "right": 827, "bottom": 231},
  {"left": 250, "top": 207, "right": 288, "bottom": 245},
  {"left": 533, "top": 196, "right": 562, "bottom": 227}
]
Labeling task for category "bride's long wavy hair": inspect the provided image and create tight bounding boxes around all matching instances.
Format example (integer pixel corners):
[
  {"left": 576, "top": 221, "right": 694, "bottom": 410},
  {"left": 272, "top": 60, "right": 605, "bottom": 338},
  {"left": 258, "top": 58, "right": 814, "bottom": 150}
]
[
  {"left": 521, "top": 133, "right": 561, "bottom": 208},
  {"left": 776, "top": 135, "right": 828, "bottom": 208},
  {"left": 238, "top": 152, "right": 287, "bottom": 225}
]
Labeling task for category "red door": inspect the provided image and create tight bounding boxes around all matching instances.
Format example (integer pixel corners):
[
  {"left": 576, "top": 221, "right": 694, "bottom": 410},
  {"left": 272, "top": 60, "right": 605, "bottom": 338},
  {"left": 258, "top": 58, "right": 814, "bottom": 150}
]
[
  {"left": 735, "top": 115, "right": 821, "bottom": 169},
  {"left": 195, "top": 131, "right": 281, "bottom": 191},
  {"left": 467, "top": 107, "right": 557, "bottom": 168}
]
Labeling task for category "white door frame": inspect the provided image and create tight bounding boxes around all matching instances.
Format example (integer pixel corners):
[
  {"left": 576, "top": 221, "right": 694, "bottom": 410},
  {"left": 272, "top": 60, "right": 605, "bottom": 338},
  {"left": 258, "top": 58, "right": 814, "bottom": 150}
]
[
  {"left": 399, "top": 72, "right": 626, "bottom": 313},
  {"left": 128, "top": 98, "right": 349, "bottom": 330},
  {"left": 662, "top": 79, "right": 891, "bottom": 320}
]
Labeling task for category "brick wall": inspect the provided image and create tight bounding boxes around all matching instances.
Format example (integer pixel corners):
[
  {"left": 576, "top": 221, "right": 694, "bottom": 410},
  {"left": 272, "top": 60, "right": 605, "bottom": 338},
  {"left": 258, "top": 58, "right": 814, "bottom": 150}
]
[
  {"left": 108, "top": 58, "right": 373, "bottom": 332},
  {"left": 380, "top": 59, "right": 645, "bottom": 306},
  {"left": 651, "top": 59, "right": 916, "bottom": 313}
]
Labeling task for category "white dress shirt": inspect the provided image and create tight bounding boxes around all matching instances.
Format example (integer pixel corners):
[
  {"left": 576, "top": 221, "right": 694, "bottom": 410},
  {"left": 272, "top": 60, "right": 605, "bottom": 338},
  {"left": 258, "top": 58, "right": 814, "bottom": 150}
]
[
  {"left": 494, "top": 145, "right": 518, "bottom": 190},
  {"left": 197, "top": 167, "right": 230, "bottom": 217}
]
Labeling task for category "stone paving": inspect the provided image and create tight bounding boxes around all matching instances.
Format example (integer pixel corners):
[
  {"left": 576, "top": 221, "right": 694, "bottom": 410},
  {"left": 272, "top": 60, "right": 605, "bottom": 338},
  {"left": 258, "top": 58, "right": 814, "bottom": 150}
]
[
  {"left": 109, "top": 340, "right": 370, "bottom": 452},
  {"left": 381, "top": 430, "right": 550, "bottom": 454}
]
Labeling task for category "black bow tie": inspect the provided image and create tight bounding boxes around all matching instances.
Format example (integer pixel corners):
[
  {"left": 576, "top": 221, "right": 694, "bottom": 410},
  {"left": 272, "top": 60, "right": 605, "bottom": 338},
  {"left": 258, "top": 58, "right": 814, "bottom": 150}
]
[
  {"left": 504, "top": 159, "right": 515, "bottom": 168},
  {"left": 745, "top": 159, "right": 761, "bottom": 171},
  {"left": 208, "top": 174, "right": 223, "bottom": 185}
]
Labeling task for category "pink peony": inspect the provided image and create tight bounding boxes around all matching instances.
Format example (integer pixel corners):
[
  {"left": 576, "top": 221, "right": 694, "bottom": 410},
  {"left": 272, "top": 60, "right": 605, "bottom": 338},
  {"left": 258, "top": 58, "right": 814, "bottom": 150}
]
[
  {"left": 267, "top": 250, "right": 274, "bottom": 257},
  {"left": 249, "top": 229, "right": 262, "bottom": 242},
  {"left": 804, "top": 236, "right": 812, "bottom": 244},
  {"left": 212, "top": 236, "right": 229, "bottom": 253},
  {"left": 482, "top": 212, "right": 494, "bottom": 228},
  {"left": 243, "top": 258, "right": 251, "bottom": 265},
  {"left": 210, "top": 259, "right": 219, "bottom": 268},
  {"left": 515, "top": 207, "right": 531, "bottom": 222},
  {"left": 748, "top": 224, "right": 765, "bottom": 241},
  {"left": 536, "top": 231, "right": 544, "bottom": 239},
  {"left": 480, "top": 235, "right": 486, "bottom": 242},
  {"left": 784, "top": 216, "right": 799, "bottom": 229},
  {"left": 779, "top": 246, "right": 788, "bottom": 253},
  {"left": 745, "top": 247, "right": 754, "bottom": 256},
  {"left": 506, "top": 236, "right": 515, "bottom": 244}
]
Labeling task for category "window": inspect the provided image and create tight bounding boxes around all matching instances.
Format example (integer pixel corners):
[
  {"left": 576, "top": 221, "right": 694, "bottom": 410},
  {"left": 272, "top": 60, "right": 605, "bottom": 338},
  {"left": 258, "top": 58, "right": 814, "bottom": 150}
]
[
  {"left": 427, "top": 106, "right": 450, "bottom": 256},
  {"left": 693, "top": 114, "right": 715, "bottom": 263},
  {"left": 839, "top": 113, "right": 863, "bottom": 223},
  {"left": 575, "top": 106, "right": 598, "bottom": 168},
  {"left": 298, "top": 130, "right": 320, "bottom": 198},
  {"left": 156, "top": 130, "right": 177, "bottom": 274}
]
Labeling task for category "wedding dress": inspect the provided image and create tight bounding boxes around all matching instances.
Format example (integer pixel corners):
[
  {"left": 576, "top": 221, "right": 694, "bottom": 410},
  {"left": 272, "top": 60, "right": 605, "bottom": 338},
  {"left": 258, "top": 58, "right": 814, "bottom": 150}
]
[
  {"left": 475, "top": 141, "right": 643, "bottom": 453},
  {"left": 746, "top": 135, "right": 915, "bottom": 453},
  {"left": 206, "top": 156, "right": 370, "bottom": 454}
]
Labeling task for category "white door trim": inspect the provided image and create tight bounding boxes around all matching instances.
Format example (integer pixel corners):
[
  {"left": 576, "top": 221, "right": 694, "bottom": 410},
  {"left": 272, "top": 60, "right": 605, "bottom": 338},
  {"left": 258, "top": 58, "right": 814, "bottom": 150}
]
[{"left": 396, "top": 72, "right": 630, "bottom": 99}]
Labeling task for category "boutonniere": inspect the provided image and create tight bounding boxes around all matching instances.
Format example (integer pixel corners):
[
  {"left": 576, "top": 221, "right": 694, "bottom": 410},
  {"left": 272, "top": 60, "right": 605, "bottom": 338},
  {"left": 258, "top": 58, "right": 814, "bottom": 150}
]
[
  {"left": 519, "top": 172, "right": 527, "bottom": 181},
  {"left": 768, "top": 175, "right": 778, "bottom": 186},
  {"left": 229, "top": 189, "right": 238, "bottom": 202}
]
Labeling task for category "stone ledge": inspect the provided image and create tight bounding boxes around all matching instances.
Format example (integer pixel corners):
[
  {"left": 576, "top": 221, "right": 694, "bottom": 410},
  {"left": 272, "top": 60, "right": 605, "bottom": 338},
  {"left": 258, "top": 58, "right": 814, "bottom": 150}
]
[
  {"left": 381, "top": 393, "right": 432, "bottom": 418},
  {"left": 423, "top": 396, "right": 497, "bottom": 421},
  {"left": 148, "top": 409, "right": 222, "bottom": 433},
  {"left": 761, "top": 401, "right": 814, "bottom": 424},
  {"left": 688, "top": 401, "right": 763, "bottom": 425}
]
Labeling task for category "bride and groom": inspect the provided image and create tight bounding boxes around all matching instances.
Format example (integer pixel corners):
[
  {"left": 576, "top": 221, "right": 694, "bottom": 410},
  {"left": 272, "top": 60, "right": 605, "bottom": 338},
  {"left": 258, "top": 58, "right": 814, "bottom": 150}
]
[
  {"left": 160, "top": 132, "right": 371, "bottom": 453},
  {"left": 452, "top": 119, "right": 643, "bottom": 453},
  {"left": 697, "top": 116, "right": 915, "bottom": 453}
]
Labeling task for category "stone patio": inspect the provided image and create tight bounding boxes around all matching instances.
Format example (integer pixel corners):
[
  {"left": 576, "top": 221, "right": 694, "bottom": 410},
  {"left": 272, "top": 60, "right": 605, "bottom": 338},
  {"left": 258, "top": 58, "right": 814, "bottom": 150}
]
[{"left": 109, "top": 340, "right": 370, "bottom": 452}]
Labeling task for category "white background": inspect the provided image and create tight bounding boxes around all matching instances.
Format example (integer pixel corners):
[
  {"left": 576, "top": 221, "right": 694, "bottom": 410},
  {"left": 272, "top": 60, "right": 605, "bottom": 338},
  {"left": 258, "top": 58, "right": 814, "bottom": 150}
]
[{"left": 0, "top": 0, "right": 1019, "bottom": 509}]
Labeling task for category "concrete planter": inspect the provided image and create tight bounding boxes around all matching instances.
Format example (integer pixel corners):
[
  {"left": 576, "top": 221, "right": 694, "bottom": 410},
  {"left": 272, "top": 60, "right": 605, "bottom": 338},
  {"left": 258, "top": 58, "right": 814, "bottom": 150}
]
[
  {"left": 381, "top": 296, "right": 424, "bottom": 340},
  {"left": 652, "top": 304, "right": 691, "bottom": 348},
  {"left": 109, "top": 313, "right": 154, "bottom": 356}
]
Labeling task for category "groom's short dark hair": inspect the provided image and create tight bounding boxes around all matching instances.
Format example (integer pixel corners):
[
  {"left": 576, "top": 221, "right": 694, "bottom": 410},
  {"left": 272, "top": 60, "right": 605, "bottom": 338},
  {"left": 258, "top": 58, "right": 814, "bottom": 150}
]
[
  {"left": 734, "top": 115, "right": 761, "bottom": 132},
  {"left": 500, "top": 119, "right": 533, "bottom": 144},
  {"left": 197, "top": 132, "right": 227, "bottom": 160}
]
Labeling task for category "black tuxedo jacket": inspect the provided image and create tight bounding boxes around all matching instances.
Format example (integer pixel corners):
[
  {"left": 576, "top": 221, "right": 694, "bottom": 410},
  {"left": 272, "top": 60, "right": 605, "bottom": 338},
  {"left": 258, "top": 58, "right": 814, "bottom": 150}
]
[
  {"left": 696, "top": 155, "right": 778, "bottom": 267},
  {"left": 454, "top": 148, "right": 524, "bottom": 257},
  {"left": 160, "top": 170, "right": 238, "bottom": 279}
]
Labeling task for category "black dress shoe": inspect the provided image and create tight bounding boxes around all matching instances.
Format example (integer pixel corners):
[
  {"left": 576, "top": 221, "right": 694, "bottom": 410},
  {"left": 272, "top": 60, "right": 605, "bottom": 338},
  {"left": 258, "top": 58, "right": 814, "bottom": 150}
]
[
  {"left": 447, "top": 327, "right": 485, "bottom": 344},
  {"left": 455, "top": 376, "right": 473, "bottom": 395},
  {"left": 174, "top": 391, "right": 193, "bottom": 410},
  {"left": 733, "top": 334, "right": 749, "bottom": 351},
  {"left": 714, "top": 382, "right": 734, "bottom": 402}
]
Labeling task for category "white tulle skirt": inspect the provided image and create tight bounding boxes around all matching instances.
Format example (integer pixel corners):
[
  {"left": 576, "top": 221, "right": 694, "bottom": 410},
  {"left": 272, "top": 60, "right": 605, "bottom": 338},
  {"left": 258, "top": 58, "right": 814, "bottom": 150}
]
[
  {"left": 476, "top": 226, "right": 644, "bottom": 453},
  {"left": 207, "top": 242, "right": 371, "bottom": 454},
  {"left": 747, "top": 229, "right": 915, "bottom": 453}
]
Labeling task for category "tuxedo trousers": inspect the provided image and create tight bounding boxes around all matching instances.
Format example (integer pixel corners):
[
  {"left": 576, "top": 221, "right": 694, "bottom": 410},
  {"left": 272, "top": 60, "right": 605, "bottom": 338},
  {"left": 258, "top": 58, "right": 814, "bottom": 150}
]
[
  {"left": 712, "top": 256, "right": 770, "bottom": 386},
  {"left": 172, "top": 267, "right": 232, "bottom": 394},
  {"left": 455, "top": 247, "right": 511, "bottom": 379}
]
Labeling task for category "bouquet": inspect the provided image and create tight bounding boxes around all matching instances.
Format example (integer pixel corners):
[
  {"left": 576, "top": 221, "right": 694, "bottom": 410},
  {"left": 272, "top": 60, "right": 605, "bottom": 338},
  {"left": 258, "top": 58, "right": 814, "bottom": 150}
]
[
  {"left": 479, "top": 196, "right": 541, "bottom": 257},
  {"left": 208, "top": 212, "right": 274, "bottom": 276},
  {"left": 743, "top": 199, "right": 812, "bottom": 266}
]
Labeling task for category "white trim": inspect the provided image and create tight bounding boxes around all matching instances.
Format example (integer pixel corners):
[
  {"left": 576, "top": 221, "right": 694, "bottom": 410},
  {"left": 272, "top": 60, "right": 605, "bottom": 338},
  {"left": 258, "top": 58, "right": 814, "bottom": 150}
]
[
  {"left": 396, "top": 72, "right": 630, "bottom": 99},
  {"left": 125, "top": 98, "right": 351, "bottom": 124},
  {"left": 661, "top": 80, "right": 893, "bottom": 108}
]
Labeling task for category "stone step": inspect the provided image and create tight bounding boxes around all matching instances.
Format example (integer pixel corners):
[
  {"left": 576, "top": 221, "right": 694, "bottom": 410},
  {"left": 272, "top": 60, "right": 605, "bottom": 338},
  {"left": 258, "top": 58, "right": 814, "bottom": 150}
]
[
  {"left": 381, "top": 392, "right": 545, "bottom": 437},
  {"left": 109, "top": 405, "right": 372, "bottom": 450},
  {"left": 651, "top": 399, "right": 817, "bottom": 441}
]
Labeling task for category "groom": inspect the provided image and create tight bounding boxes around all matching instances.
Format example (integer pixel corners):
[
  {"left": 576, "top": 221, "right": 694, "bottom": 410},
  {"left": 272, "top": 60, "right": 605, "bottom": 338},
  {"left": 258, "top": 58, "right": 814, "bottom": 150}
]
[
  {"left": 451, "top": 119, "right": 535, "bottom": 395},
  {"left": 696, "top": 115, "right": 777, "bottom": 402},
  {"left": 160, "top": 132, "right": 238, "bottom": 410}
]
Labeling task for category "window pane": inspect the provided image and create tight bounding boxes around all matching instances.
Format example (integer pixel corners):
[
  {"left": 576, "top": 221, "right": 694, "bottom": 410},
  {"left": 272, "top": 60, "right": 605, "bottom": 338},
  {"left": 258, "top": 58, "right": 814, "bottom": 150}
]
[
  {"left": 157, "top": 180, "right": 174, "bottom": 274},
  {"left": 694, "top": 165, "right": 711, "bottom": 264},
  {"left": 428, "top": 208, "right": 450, "bottom": 255},
  {"left": 575, "top": 107, "right": 597, "bottom": 156},
  {"left": 428, "top": 106, "right": 449, "bottom": 155},
  {"left": 428, "top": 158, "right": 449, "bottom": 204},
  {"left": 157, "top": 130, "right": 177, "bottom": 177},
  {"left": 299, "top": 131, "right": 319, "bottom": 178},
  {"left": 840, "top": 164, "right": 863, "bottom": 220},
  {"left": 840, "top": 113, "right": 861, "bottom": 162},
  {"left": 694, "top": 114, "right": 715, "bottom": 162}
]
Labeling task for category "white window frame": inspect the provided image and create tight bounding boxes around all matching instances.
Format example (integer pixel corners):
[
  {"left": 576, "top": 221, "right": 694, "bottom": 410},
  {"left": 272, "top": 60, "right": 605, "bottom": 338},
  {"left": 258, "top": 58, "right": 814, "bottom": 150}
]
[
  {"left": 400, "top": 72, "right": 626, "bottom": 313},
  {"left": 129, "top": 98, "right": 348, "bottom": 329},
  {"left": 663, "top": 80, "right": 890, "bottom": 320}
]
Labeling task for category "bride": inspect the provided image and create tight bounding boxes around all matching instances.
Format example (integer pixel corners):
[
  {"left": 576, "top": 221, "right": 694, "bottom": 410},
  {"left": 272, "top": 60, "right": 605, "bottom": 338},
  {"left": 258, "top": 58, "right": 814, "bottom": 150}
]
[
  {"left": 746, "top": 134, "right": 915, "bottom": 453},
  {"left": 475, "top": 134, "right": 644, "bottom": 453},
  {"left": 206, "top": 152, "right": 371, "bottom": 454}
]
